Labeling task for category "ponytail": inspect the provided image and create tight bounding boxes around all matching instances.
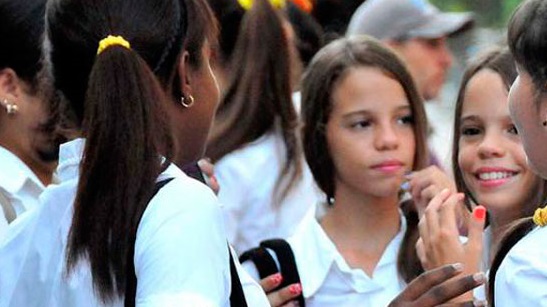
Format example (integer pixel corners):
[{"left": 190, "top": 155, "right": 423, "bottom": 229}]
[
  {"left": 397, "top": 200, "right": 424, "bottom": 283},
  {"left": 66, "top": 45, "right": 175, "bottom": 302}
]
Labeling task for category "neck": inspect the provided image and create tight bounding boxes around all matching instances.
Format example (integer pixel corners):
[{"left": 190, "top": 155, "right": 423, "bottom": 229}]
[
  {"left": 27, "top": 160, "right": 56, "bottom": 186},
  {"left": 322, "top": 185, "right": 401, "bottom": 247},
  {"left": 487, "top": 210, "right": 521, "bottom": 263}
]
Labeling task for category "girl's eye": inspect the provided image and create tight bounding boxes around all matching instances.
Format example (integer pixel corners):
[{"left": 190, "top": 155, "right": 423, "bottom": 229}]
[
  {"left": 508, "top": 125, "right": 518, "bottom": 135},
  {"left": 351, "top": 120, "right": 370, "bottom": 129},
  {"left": 398, "top": 115, "right": 414, "bottom": 125},
  {"left": 461, "top": 126, "right": 481, "bottom": 136}
]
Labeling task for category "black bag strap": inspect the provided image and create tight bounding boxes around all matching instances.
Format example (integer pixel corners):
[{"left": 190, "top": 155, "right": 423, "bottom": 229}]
[
  {"left": 229, "top": 246, "right": 248, "bottom": 307},
  {"left": 239, "top": 238, "right": 305, "bottom": 307},
  {"left": 125, "top": 178, "right": 174, "bottom": 307}
]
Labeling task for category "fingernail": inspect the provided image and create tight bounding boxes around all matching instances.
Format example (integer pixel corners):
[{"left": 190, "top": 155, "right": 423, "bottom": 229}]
[
  {"left": 400, "top": 181, "right": 410, "bottom": 191},
  {"left": 474, "top": 300, "right": 487, "bottom": 307},
  {"left": 271, "top": 273, "right": 283, "bottom": 285},
  {"left": 289, "top": 283, "right": 302, "bottom": 295},
  {"left": 404, "top": 171, "right": 413, "bottom": 179},
  {"left": 451, "top": 263, "right": 463, "bottom": 272},
  {"left": 473, "top": 272, "right": 486, "bottom": 283},
  {"left": 473, "top": 206, "right": 486, "bottom": 220}
]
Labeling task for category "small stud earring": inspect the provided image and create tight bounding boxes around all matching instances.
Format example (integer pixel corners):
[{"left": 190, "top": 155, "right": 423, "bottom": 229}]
[
  {"left": 2, "top": 99, "right": 18, "bottom": 115},
  {"left": 180, "top": 94, "right": 195, "bottom": 108}
]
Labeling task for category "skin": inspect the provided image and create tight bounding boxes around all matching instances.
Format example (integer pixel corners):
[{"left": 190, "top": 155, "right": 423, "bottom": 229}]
[
  {"left": 0, "top": 68, "right": 57, "bottom": 185},
  {"left": 174, "top": 40, "right": 221, "bottom": 166},
  {"left": 508, "top": 68, "right": 547, "bottom": 178},
  {"left": 459, "top": 69, "right": 540, "bottom": 235},
  {"left": 321, "top": 66, "right": 415, "bottom": 276},
  {"left": 388, "top": 37, "right": 453, "bottom": 101}
]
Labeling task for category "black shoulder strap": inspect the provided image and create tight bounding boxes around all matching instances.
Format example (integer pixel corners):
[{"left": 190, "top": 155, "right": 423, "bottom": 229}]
[
  {"left": 240, "top": 238, "right": 305, "bottom": 307},
  {"left": 229, "top": 246, "right": 248, "bottom": 307},
  {"left": 125, "top": 178, "right": 174, "bottom": 307}
]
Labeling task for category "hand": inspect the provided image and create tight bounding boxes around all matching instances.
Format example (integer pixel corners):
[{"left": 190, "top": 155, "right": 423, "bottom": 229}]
[
  {"left": 197, "top": 158, "right": 220, "bottom": 195},
  {"left": 388, "top": 264, "right": 486, "bottom": 307},
  {"left": 417, "top": 190, "right": 485, "bottom": 272},
  {"left": 406, "top": 166, "right": 456, "bottom": 216},
  {"left": 259, "top": 273, "right": 302, "bottom": 307}
]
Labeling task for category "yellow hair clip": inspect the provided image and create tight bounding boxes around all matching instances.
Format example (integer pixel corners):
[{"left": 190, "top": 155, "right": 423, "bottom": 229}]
[
  {"left": 97, "top": 35, "right": 131, "bottom": 55},
  {"left": 237, "top": 0, "right": 286, "bottom": 10},
  {"left": 533, "top": 207, "right": 547, "bottom": 227}
]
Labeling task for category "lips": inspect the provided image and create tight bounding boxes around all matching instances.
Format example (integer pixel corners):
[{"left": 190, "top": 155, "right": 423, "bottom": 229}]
[
  {"left": 473, "top": 167, "right": 519, "bottom": 188},
  {"left": 371, "top": 160, "right": 404, "bottom": 173}
]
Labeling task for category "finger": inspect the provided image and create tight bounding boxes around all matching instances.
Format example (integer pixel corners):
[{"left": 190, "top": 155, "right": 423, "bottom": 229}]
[
  {"left": 425, "top": 189, "right": 451, "bottom": 248},
  {"left": 439, "top": 193, "right": 465, "bottom": 236},
  {"left": 419, "top": 185, "right": 442, "bottom": 206},
  {"left": 197, "top": 158, "right": 215, "bottom": 177},
  {"left": 268, "top": 283, "right": 302, "bottom": 307},
  {"left": 280, "top": 301, "right": 300, "bottom": 307},
  {"left": 416, "top": 272, "right": 486, "bottom": 307},
  {"left": 418, "top": 215, "right": 430, "bottom": 254},
  {"left": 395, "top": 263, "right": 464, "bottom": 301},
  {"left": 416, "top": 238, "right": 430, "bottom": 270},
  {"left": 437, "top": 300, "right": 486, "bottom": 307},
  {"left": 259, "top": 273, "right": 283, "bottom": 293},
  {"left": 467, "top": 206, "right": 486, "bottom": 258}
]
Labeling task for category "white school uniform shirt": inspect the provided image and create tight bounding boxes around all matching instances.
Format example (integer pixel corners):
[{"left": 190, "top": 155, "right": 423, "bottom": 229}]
[
  {"left": 0, "top": 145, "right": 46, "bottom": 241},
  {"left": 243, "top": 211, "right": 407, "bottom": 307},
  {"left": 0, "top": 138, "right": 233, "bottom": 307},
  {"left": 215, "top": 128, "right": 320, "bottom": 254},
  {"left": 494, "top": 225, "right": 547, "bottom": 306}
]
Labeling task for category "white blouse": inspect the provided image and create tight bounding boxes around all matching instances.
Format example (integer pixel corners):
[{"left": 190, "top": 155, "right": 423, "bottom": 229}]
[
  {"left": 0, "top": 145, "right": 46, "bottom": 241},
  {"left": 494, "top": 225, "right": 547, "bottom": 306},
  {"left": 244, "top": 211, "right": 408, "bottom": 307},
  {"left": 215, "top": 128, "right": 321, "bottom": 254},
  {"left": 0, "top": 139, "right": 233, "bottom": 306}
]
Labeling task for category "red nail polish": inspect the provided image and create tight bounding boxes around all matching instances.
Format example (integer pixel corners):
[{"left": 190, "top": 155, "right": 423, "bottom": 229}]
[
  {"left": 474, "top": 206, "right": 486, "bottom": 220},
  {"left": 290, "top": 284, "right": 302, "bottom": 295},
  {"left": 271, "top": 273, "right": 283, "bottom": 284}
]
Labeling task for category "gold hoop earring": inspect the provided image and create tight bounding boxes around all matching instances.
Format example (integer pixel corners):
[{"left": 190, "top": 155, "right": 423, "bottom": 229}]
[
  {"left": 180, "top": 94, "right": 195, "bottom": 108},
  {"left": 2, "top": 99, "right": 18, "bottom": 115}
]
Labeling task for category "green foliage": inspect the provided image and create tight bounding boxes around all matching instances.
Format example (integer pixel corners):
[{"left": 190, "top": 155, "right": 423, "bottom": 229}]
[{"left": 430, "top": 0, "right": 522, "bottom": 28}]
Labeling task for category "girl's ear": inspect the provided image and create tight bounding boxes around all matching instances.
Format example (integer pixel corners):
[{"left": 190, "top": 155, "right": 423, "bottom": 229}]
[
  {"left": 0, "top": 68, "right": 24, "bottom": 101},
  {"left": 177, "top": 50, "right": 193, "bottom": 98}
]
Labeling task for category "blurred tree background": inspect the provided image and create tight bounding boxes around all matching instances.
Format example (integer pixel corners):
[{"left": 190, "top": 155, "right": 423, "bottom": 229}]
[{"left": 431, "top": 0, "right": 522, "bottom": 27}]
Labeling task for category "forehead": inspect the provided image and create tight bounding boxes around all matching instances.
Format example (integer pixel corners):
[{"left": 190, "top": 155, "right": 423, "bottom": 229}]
[
  {"left": 330, "top": 66, "right": 409, "bottom": 114},
  {"left": 461, "top": 69, "right": 509, "bottom": 117}
]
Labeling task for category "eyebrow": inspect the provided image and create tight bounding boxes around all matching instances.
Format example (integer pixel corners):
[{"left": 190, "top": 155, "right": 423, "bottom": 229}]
[
  {"left": 460, "top": 115, "right": 481, "bottom": 123},
  {"left": 342, "top": 105, "right": 411, "bottom": 118}
]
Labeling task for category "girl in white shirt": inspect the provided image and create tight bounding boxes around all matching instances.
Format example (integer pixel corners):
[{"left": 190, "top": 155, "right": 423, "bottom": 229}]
[
  {"left": 0, "top": 0, "right": 252, "bottom": 305},
  {"left": 206, "top": 0, "right": 319, "bottom": 255},
  {"left": 486, "top": 0, "right": 547, "bottom": 305},
  {"left": 415, "top": 47, "right": 547, "bottom": 304},
  {"left": 244, "top": 35, "right": 442, "bottom": 307},
  {"left": 0, "top": 0, "right": 61, "bottom": 237}
]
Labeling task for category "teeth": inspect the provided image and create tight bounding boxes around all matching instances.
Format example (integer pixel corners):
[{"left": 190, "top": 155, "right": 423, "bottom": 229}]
[{"left": 478, "top": 172, "right": 514, "bottom": 180}]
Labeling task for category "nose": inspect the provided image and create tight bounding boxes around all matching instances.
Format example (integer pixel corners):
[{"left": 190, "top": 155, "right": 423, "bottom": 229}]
[
  {"left": 477, "top": 130, "right": 505, "bottom": 159},
  {"left": 438, "top": 40, "right": 453, "bottom": 69},
  {"left": 374, "top": 123, "right": 399, "bottom": 151}
]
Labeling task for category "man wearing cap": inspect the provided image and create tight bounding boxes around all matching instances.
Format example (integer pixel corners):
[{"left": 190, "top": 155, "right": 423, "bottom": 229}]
[{"left": 347, "top": 0, "right": 473, "bottom": 102}]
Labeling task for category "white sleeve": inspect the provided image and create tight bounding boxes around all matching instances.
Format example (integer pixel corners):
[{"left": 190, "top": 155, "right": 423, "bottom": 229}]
[
  {"left": 134, "top": 179, "right": 231, "bottom": 307},
  {"left": 215, "top": 156, "right": 252, "bottom": 249},
  {"left": 494, "top": 239, "right": 547, "bottom": 306}
]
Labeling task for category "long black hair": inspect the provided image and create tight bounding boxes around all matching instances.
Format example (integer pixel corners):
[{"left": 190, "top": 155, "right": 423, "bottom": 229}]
[{"left": 46, "top": 0, "right": 191, "bottom": 302}]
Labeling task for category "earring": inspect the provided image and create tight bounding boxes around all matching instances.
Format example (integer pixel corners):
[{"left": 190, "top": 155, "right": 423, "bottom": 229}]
[
  {"left": 180, "top": 94, "right": 195, "bottom": 108},
  {"left": 2, "top": 99, "right": 18, "bottom": 115}
]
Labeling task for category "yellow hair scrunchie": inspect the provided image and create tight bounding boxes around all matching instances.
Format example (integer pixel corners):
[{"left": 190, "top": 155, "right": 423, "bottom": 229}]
[
  {"left": 533, "top": 207, "right": 547, "bottom": 227},
  {"left": 237, "top": 0, "right": 286, "bottom": 10},
  {"left": 97, "top": 35, "right": 131, "bottom": 55}
]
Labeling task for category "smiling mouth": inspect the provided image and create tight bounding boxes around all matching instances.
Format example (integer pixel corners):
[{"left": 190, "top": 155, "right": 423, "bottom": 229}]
[{"left": 475, "top": 171, "right": 518, "bottom": 181}]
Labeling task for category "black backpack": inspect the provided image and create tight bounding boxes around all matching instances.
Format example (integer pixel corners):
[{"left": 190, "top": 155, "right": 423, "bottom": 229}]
[
  {"left": 240, "top": 239, "right": 305, "bottom": 307},
  {"left": 124, "top": 178, "right": 248, "bottom": 307}
]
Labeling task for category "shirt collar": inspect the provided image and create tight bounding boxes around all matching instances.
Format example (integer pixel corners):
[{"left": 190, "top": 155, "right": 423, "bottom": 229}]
[
  {"left": 0, "top": 145, "right": 45, "bottom": 193},
  {"left": 56, "top": 138, "right": 185, "bottom": 183},
  {"left": 290, "top": 210, "right": 407, "bottom": 297}
]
